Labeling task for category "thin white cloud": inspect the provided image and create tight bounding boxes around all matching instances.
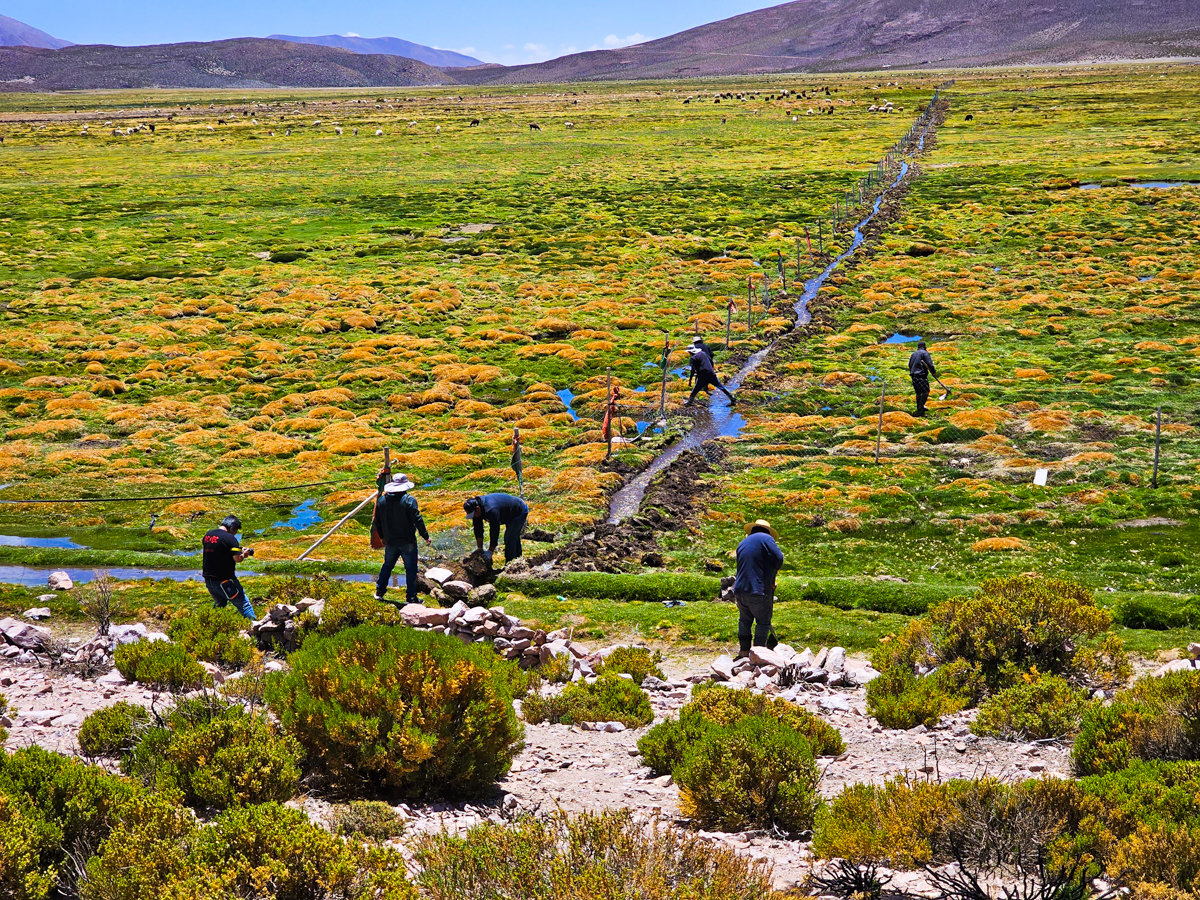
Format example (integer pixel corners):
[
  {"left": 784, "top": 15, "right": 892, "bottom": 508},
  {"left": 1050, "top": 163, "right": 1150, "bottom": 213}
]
[
  {"left": 344, "top": 32, "right": 360, "bottom": 37},
  {"left": 603, "top": 32, "right": 649, "bottom": 48}
]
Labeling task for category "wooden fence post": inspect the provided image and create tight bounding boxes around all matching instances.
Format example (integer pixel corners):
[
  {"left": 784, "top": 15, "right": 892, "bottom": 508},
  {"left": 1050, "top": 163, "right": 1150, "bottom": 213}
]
[
  {"left": 725, "top": 302, "right": 732, "bottom": 351},
  {"left": 605, "top": 367, "right": 613, "bottom": 460},
  {"left": 1152, "top": 405, "right": 1162, "bottom": 488},
  {"left": 659, "top": 334, "right": 670, "bottom": 417},
  {"left": 875, "top": 378, "right": 886, "bottom": 464}
]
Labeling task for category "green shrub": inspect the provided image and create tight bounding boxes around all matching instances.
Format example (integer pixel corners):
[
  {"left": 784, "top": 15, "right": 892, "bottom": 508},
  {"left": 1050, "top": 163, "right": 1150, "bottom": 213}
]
[
  {"left": 83, "top": 800, "right": 416, "bottom": 900},
  {"left": 866, "top": 575, "right": 1126, "bottom": 729},
  {"left": 0, "top": 695, "right": 10, "bottom": 744},
  {"left": 126, "top": 697, "right": 301, "bottom": 810},
  {"left": 594, "top": 646, "right": 665, "bottom": 683},
  {"left": 1073, "top": 671, "right": 1200, "bottom": 775},
  {"left": 113, "top": 641, "right": 207, "bottom": 692},
  {"left": 972, "top": 673, "right": 1092, "bottom": 740},
  {"left": 317, "top": 591, "right": 403, "bottom": 635},
  {"left": 266, "top": 625, "right": 523, "bottom": 799},
  {"left": 1113, "top": 822, "right": 1200, "bottom": 896},
  {"left": 167, "top": 607, "right": 252, "bottom": 667},
  {"left": 675, "top": 714, "right": 820, "bottom": 835},
  {"left": 332, "top": 801, "right": 406, "bottom": 842},
  {"left": 539, "top": 653, "right": 573, "bottom": 683},
  {"left": 0, "top": 747, "right": 139, "bottom": 899},
  {"left": 639, "top": 683, "right": 843, "bottom": 775},
  {"left": 1077, "top": 761, "right": 1200, "bottom": 840},
  {"left": 78, "top": 702, "right": 149, "bottom": 758},
  {"left": 934, "top": 424, "right": 988, "bottom": 444},
  {"left": 522, "top": 674, "right": 652, "bottom": 728},
  {"left": 813, "top": 776, "right": 953, "bottom": 867},
  {"left": 1115, "top": 596, "right": 1200, "bottom": 631},
  {"left": 413, "top": 808, "right": 776, "bottom": 900}
]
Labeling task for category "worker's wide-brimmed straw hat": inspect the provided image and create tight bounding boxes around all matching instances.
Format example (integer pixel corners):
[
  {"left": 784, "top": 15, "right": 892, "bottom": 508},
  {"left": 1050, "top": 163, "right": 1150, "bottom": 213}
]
[
  {"left": 744, "top": 519, "right": 779, "bottom": 539},
  {"left": 686, "top": 346, "right": 703, "bottom": 355},
  {"left": 384, "top": 473, "right": 415, "bottom": 493}
]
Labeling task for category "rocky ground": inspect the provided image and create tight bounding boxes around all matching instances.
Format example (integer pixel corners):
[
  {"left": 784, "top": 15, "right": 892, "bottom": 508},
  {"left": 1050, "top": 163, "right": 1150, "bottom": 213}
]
[{"left": 0, "top": 636, "right": 1072, "bottom": 894}]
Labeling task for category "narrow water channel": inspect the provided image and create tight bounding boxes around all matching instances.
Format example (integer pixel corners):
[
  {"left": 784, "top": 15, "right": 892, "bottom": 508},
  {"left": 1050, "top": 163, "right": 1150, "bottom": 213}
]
[{"left": 607, "top": 160, "right": 913, "bottom": 523}]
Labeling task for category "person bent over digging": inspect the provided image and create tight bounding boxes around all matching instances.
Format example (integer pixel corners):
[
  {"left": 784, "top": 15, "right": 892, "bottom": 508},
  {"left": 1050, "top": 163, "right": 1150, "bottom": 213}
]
[
  {"left": 734, "top": 519, "right": 783, "bottom": 659},
  {"left": 373, "top": 471, "right": 432, "bottom": 607},
  {"left": 465, "top": 493, "right": 528, "bottom": 566},
  {"left": 202, "top": 515, "right": 255, "bottom": 620},
  {"left": 684, "top": 344, "right": 735, "bottom": 407},
  {"left": 909, "top": 340, "right": 937, "bottom": 417}
]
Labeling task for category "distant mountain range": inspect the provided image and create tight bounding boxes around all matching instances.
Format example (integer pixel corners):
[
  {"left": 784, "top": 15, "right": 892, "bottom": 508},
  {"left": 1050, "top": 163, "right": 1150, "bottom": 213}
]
[
  {"left": 0, "top": 14, "right": 72, "bottom": 49},
  {"left": 267, "top": 33, "right": 482, "bottom": 68},
  {"left": 0, "top": 38, "right": 450, "bottom": 91},
  {"left": 0, "top": 0, "right": 1197, "bottom": 92},
  {"left": 455, "top": 0, "right": 1200, "bottom": 83}
]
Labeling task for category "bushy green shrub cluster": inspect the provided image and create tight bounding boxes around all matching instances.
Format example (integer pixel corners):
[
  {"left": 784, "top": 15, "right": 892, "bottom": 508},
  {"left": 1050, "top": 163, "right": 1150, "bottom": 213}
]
[
  {"left": 971, "top": 673, "right": 1092, "bottom": 740},
  {"left": 866, "top": 575, "right": 1128, "bottom": 729},
  {"left": 677, "top": 714, "right": 820, "bottom": 835},
  {"left": 0, "top": 695, "right": 10, "bottom": 744},
  {"left": 594, "top": 646, "right": 665, "bottom": 683},
  {"left": 1073, "top": 671, "right": 1200, "bottom": 775},
  {"left": 639, "top": 683, "right": 843, "bottom": 776},
  {"left": 125, "top": 697, "right": 302, "bottom": 811},
  {"left": 166, "top": 606, "right": 252, "bottom": 667},
  {"left": 316, "top": 591, "right": 403, "bottom": 635},
  {"left": 523, "top": 674, "right": 653, "bottom": 728},
  {"left": 814, "top": 761, "right": 1200, "bottom": 898},
  {"left": 413, "top": 809, "right": 777, "bottom": 900},
  {"left": 78, "top": 702, "right": 149, "bottom": 759},
  {"left": 83, "top": 800, "right": 416, "bottom": 900},
  {"left": 267, "top": 625, "right": 523, "bottom": 798},
  {"left": 113, "top": 641, "right": 207, "bottom": 692}
]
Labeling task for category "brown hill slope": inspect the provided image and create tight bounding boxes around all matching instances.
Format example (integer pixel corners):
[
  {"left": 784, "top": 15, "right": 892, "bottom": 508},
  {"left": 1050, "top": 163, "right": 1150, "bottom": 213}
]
[
  {"left": 0, "top": 38, "right": 455, "bottom": 91},
  {"left": 453, "top": 0, "right": 1200, "bottom": 83}
]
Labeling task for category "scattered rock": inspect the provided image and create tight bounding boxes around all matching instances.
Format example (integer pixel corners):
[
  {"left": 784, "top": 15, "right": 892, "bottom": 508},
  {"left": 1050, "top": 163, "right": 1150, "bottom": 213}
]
[
  {"left": 424, "top": 567, "right": 455, "bottom": 585},
  {"left": 22, "top": 608, "right": 51, "bottom": 621},
  {"left": 47, "top": 571, "right": 73, "bottom": 591}
]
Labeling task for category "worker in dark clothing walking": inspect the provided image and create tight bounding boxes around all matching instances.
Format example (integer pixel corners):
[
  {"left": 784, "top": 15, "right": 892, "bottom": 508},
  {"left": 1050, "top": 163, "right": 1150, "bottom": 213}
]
[
  {"left": 372, "top": 471, "right": 432, "bottom": 606},
  {"left": 684, "top": 345, "right": 736, "bottom": 407},
  {"left": 202, "top": 515, "right": 256, "bottom": 620},
  {"left": 733, "top": 519, "right": 784, "bottom": 658},
  {"left": 688, "top": 336, "right": 715, "bottom": 365},
  {"left": 465, "top": 492, "right": 529, "bottom": 565},
  {"left": 909, "top": 340, "right": 937, "bottom": 417}
]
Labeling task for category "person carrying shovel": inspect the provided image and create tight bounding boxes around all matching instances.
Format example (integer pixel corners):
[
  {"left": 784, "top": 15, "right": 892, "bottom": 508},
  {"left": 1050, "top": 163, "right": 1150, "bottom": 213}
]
[
  {"left": 733, "top": 519, "right": 784, "bottom": 659},
  {"left": 908, "top": 340, "right": 938, "bottom": 417},
  {"left": 372, "top": 470, "right": 433, "bottom": 607}
]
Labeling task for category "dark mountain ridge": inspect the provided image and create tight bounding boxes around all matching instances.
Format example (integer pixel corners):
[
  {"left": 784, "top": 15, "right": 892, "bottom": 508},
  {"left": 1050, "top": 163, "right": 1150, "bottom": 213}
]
[{"left": 267, "top": 33, "right": 482, "bottom": 68}]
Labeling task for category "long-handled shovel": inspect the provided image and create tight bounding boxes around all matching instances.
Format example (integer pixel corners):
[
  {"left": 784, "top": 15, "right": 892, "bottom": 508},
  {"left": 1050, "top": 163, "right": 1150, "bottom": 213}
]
[{"left": 934, "top": 377, "right": 952, "bottom": 401}]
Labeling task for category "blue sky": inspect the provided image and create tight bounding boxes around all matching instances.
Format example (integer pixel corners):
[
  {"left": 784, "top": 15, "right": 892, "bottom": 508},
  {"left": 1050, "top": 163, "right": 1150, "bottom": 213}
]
[{"left": 12, "top": 1, "right": 774, "bottom": 65}]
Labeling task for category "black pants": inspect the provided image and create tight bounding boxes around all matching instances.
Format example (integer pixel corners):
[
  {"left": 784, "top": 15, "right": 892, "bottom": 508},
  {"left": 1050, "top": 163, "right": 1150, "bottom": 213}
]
[
  {"left": 912, "top": 375, "right": 930, "bottom": 416},
  {"left": 736, "top": 592, "right": 773, "bottom": 652},
  {"left": 503, "top": 510, "right": 528, "bottom": 561},
  {"left": 687, "top": 373, "right": 734, "bottom": 405}
]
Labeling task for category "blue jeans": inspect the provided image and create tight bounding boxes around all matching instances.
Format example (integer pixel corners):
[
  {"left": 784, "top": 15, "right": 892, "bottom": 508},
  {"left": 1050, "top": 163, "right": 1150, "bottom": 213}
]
[
  {"left": 376, "top": 542, "right": 419, "bottom": 605},
  {"left": 205, "top": 576, "right": 255, "bottom": 620}
]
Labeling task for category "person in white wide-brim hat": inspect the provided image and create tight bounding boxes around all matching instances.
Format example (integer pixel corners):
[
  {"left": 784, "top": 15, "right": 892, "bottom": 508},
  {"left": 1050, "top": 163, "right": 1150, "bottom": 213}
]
[{"left": 372, "top": 470, "right": 432, "bottom": 607}]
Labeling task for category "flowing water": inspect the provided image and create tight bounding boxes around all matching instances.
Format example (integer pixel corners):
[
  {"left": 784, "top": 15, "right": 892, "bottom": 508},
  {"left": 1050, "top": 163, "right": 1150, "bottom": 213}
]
[{"left": 607, "top": 161, "right": 912, "bottom": 522}]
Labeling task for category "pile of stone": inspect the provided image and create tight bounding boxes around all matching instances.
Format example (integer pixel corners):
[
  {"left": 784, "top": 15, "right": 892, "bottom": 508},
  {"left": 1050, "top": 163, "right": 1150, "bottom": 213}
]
[
  {"left": 399, "top": 601, "right": 601, "bottom": 674},
  {"left": 423, "top": 566, "right": 498, "bottom": 608},
  {"left": 62, "top": 623, "right": 168, "bottom": 669},
  {"left": 710, "top": 644, "right": 877, "bottom": 692},
  {"left": 249, "top": 597, "right": 325, "bottom": 652},
  {"left": 0, "top": 617, "right": 53, "bottom": 663}
]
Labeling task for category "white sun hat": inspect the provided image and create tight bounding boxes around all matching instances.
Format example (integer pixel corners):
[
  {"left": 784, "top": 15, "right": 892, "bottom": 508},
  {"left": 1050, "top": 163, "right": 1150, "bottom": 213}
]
[{"left": 383, "top": 473, "right": 415, "bottom": 493}]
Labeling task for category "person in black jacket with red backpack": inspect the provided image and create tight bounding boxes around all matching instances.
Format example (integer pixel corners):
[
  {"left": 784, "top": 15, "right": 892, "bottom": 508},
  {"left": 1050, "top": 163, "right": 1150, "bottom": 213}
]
[{"left": 372, "top": 470, "right": 432, "bottom": 607}]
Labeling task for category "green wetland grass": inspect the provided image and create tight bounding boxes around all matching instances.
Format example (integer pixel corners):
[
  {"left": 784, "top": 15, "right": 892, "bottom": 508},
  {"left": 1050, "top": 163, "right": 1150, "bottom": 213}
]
[{"left": 0, "top": 67, "right": 1195, "bottom": 657}]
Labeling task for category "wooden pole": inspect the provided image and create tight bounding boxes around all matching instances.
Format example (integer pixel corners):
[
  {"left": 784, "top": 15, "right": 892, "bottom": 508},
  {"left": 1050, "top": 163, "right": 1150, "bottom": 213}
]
[
  {"left": 1152, "top": 405, "right": 1162, "bottom": 488},
  {"left": 747, "top": 288, "right": 753, "bottom": 332},
  {"left": 875, "top": 378, "right": 886, "bottom": 464},
  {"left": 605, "top": 367, "right": 613, "bottom": 460},
  {"left": 725, "top": 303, "right": 732, "bottom": 351},
  {"left": 299, "top": 492, "right": 376, "bottom": 560},
  {"left": 659, "top": 335, "right": 670, "bottom": 417}
]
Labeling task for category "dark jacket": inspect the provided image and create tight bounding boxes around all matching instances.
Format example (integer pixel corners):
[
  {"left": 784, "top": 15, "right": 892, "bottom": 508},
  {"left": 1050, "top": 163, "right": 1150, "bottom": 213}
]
[
  {"left": 693, "top": 340, "right": 715, "bottom": 365},
  {"left": 908, "top": 349, "right": 937, "bottom": 378},
  {"left": 734, "top": 531, "right": 784, "bottom": 597},
  {"left": 689, "top": 352, "right": 717, "bottom": 382},
  {"left": 473, "top": 492, "right": 528, "bottom": 546},
  {"left": 373, "top": 491, "right": 429, "bottom": 546}
]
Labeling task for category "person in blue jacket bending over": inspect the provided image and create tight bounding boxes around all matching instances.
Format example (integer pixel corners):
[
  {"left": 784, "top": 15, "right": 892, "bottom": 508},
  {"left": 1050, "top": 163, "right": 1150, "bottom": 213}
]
[
  {"left": 464, "top": 492, "right": 529, "bottom": 566},
  {"left": 733, "top": 518, "right": 784, "bottom": 659}
]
